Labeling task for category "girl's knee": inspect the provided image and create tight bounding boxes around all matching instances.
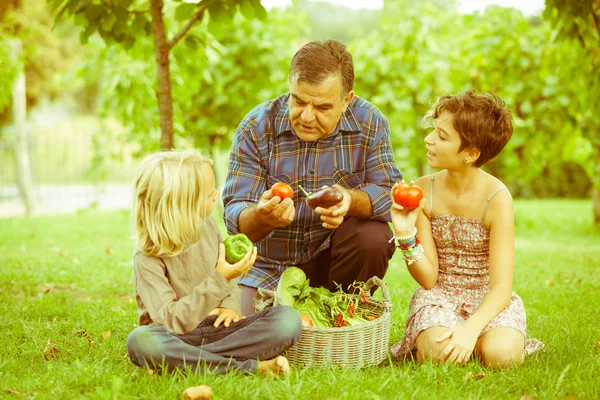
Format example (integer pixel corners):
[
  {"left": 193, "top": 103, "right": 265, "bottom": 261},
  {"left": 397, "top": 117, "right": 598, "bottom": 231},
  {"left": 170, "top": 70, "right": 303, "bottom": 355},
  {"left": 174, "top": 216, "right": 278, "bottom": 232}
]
[
  {"left": 415, "top": 337, "right": 446, "bottom": 363},
  {"left": 480, "top": 343, "right": 524, "bottom": 369}
]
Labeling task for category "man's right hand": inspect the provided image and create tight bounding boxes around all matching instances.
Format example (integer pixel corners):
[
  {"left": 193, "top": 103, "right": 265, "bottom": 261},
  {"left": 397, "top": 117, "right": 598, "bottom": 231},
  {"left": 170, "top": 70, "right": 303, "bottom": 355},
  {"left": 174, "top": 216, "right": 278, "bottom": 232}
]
[{"left": 256, "top": 189, "right": 296, "bottom": 228}]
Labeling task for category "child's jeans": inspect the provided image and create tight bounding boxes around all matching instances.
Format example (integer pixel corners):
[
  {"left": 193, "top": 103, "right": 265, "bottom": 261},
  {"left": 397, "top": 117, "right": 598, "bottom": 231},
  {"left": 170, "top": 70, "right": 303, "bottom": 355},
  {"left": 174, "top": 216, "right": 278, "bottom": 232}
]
[{"left": 126, "top": 305, "right": 301, "bottom": 374}]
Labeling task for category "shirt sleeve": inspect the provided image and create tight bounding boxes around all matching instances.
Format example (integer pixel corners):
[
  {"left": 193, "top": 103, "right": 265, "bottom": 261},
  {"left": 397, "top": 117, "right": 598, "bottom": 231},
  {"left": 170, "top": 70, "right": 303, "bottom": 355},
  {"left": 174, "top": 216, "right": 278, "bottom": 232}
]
[
  {"left": 218, "top": 279, "right": 242, "bottom": 316},
  {"left": 222, "top": 123, "right": 271, "bottom": 236},
  {"left": 359, "top": 120, "right": 403, "bottom": 221},
  {"left": 133, "top": 255, "right": 237, "bottom": 335}
]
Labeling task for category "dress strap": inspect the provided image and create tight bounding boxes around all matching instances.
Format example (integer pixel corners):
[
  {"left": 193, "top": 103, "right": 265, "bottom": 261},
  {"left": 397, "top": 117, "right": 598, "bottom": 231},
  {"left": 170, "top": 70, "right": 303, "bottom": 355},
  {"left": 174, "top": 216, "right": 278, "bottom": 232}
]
[
  {"left": 481, "top": 187, "right": 506, "bottom": 220},
  {"left": 429, "top": 173, "right": 437, "bottom": 215}
]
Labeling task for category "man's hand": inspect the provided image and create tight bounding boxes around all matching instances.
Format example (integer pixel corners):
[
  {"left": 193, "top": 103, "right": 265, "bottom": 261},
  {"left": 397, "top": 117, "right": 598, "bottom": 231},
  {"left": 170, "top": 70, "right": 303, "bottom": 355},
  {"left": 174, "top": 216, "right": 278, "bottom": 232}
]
[
  {"left": 256, "top": 189, "right": 295, "bottom": 227},
  {"left": 208, "top": 307, "right": 242, "bottom": 328},
  {"left": 315, "top": 185, "right": 351, "bottom": 230}
]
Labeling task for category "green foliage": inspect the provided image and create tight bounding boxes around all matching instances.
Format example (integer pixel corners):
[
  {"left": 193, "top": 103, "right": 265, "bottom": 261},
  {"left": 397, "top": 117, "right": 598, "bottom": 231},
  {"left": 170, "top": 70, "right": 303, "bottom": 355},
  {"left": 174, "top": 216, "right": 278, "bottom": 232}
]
[
  {"left": 176, "top": 9, "right": 304, "bottom": 150},
  {"left": 352, "top": 1, "right": 595, "bottom": 197},
  {"left": 544, "top": 0, "right": 600, "bottom": 46},
  {"left": 51, "top": 0, "right": 267, "bottom": 50},
  {"left": 295, "top": 0, "right": 382, "bottom": 43},
  {"left": 72, "top": 7, "right": 303, "bottom": 153},
  {"left": 543, "top": 0, "right": 600, "bottom": 190},
  {"left": 32, "top": 0, "right": 598, "bottom": 199},
  {"left": 0, "top": 0, "right": 83, "bottom": 125}
]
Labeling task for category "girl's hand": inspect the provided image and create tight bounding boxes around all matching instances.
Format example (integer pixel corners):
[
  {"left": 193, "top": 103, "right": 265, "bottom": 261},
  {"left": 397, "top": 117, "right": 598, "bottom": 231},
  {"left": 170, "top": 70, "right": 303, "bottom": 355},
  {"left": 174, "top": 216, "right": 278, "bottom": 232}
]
[
  {"left": 390, "top": 181, "right": 425, "bottom": 234},
  {"left": 208, "top": 307, "right": 242, "bottom": 328},
  {"left": 436, "top": 324, "right": 479, "bottom": 366},
  {"left": 216, "top": 243, "right": 257, "bottom": 281}
]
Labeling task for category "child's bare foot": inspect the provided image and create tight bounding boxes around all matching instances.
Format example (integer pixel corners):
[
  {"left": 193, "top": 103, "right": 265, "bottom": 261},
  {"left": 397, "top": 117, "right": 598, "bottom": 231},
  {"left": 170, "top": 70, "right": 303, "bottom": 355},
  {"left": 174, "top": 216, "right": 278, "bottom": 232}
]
[{"left": 257, "top": 355, "right": 290, "bottom": 376}]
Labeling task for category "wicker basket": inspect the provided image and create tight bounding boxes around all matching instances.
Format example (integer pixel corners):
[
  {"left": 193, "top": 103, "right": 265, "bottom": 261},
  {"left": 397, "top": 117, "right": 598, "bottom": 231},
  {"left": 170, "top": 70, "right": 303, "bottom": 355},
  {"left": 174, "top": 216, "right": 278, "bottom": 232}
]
[{"left": 283, "top": 276, "right": 392, "bottom": 368}]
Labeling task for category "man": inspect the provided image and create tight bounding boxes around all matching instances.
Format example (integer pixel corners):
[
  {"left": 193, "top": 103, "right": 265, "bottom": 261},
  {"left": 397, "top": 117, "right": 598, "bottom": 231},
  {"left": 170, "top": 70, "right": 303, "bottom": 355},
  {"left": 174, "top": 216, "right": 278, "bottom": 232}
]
[{"left": 223, "top": 39, "right": 402, "bottom": 315}]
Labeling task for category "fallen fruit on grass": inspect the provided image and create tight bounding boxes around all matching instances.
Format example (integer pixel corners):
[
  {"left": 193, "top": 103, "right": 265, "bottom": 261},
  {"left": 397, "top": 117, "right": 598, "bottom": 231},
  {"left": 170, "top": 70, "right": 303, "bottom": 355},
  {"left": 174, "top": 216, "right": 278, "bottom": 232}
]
[
  {"left": 300, "top": 314, "right": 314, "bottom": 327},
  {"left": 183, "top": 384, "right": 212, "bottom": 400},
  {"left": 306, "top": 186, "right": 343, "bottom": 209},
  {"left": 271, "top": 182, "right": 294, "bottom": 200},
  {"left": 393, "top": 184, "right": 423, "bottom": 209}
]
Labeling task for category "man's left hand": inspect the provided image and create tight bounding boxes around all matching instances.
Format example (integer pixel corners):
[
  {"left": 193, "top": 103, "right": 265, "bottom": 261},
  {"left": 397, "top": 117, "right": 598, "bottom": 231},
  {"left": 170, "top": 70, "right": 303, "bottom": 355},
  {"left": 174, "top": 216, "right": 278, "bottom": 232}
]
[
  {"left": 208, "top": 307, "right": 243, "bottom": 328},
  {"left": 315, "top": 185, "right": 351, "bottom": 230}
]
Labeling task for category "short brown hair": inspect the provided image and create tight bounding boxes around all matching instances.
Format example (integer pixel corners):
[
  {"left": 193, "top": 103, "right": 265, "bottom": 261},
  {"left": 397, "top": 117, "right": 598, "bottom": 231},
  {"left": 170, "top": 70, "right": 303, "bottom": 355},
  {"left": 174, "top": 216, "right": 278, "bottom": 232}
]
[
  {"left": 425, "top": 90, "right": 513, "bottom": 167},
  {"left": 289, "top": 39, "right": 354, "bottom": 96}
]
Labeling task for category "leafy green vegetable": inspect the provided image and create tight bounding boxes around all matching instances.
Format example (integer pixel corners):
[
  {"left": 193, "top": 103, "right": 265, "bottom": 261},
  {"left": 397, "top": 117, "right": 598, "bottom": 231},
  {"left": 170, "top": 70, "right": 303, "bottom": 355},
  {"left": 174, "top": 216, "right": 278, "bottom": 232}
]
[
  {"left": 294, "top": 293, "right": 331, "bottom": 328},
  {"left": 276, "top": 267, "right": 307, "bottom": 307},
  {"left": 275, "top": 266, "right": 376, "bottom": 327}
]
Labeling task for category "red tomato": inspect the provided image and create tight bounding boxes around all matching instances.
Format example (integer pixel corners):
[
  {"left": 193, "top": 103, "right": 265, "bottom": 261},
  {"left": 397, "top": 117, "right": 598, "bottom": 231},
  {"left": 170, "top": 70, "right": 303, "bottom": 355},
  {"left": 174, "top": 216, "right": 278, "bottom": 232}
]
[
  {"left": 271, "top": 182, "right": 294, "bottom": 200},
  {"left": 393, "top": 185, "right": 424, "bottom": 209},
  {"left": 300, "top": 314, "right": 314, "bottom": 327}
]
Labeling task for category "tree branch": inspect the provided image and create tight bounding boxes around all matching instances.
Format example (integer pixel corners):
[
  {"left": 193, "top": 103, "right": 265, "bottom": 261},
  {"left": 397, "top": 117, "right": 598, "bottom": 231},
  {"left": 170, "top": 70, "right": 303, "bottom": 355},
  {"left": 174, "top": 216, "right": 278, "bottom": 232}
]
[{"left": 168, "top": 6, "right": 208, "bottom": 50}]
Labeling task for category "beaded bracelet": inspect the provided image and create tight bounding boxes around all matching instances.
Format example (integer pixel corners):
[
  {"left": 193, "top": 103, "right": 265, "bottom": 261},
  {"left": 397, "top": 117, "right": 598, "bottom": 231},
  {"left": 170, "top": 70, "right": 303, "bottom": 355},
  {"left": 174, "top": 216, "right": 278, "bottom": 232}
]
[
  {"left": 388, "top": 227, "right": 417, "bottom": 247},
  {"left": 394, "top": 227, "right": 417, "bottom": 242},
  {"left": 403, "top": 243, "right": 424, "bottom": 265},
  {"left": 399, "top": 236, "right": 420, "bottom": 250}
]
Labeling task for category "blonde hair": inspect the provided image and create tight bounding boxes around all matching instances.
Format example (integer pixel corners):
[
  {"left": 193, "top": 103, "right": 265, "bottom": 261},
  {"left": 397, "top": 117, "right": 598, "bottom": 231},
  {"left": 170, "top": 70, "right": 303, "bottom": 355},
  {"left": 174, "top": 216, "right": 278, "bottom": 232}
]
[{"left": 132, "top": 149, "right": 213, "bottom": 257}]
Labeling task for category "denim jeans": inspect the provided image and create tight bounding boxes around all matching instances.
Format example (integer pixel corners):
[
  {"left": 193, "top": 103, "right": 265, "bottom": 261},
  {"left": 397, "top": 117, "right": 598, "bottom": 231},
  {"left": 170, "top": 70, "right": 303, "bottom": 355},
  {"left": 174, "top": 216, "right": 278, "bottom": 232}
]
[{"left": 126, "top": 305, "right": 301, "bottom": 374}]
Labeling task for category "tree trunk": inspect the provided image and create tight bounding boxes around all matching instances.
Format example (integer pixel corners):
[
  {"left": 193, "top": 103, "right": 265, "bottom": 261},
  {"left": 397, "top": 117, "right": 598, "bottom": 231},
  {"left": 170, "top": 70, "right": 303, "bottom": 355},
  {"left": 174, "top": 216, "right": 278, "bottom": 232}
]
[
  {"left": 150, "top": 0, "right": 174, "bottom": 150},
  {"left": 11, "top": 39, "right": 35, "bottom": 215},
  {"left": 593, "top": 146, "right": 600, "bottom": 224}
]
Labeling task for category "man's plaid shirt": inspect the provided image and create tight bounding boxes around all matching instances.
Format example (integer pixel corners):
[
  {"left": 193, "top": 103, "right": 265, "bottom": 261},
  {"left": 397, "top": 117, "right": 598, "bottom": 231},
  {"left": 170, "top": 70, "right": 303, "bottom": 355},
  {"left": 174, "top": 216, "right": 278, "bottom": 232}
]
[{"left": 222, "top": 93, "right": 403, "bottom": 290}]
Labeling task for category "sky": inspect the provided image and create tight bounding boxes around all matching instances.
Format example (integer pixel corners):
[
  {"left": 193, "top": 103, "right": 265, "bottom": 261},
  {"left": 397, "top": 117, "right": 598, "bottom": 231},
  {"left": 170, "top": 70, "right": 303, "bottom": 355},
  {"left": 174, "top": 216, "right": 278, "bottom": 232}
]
[{"left": 262, "top": 0, "right": 546, "bottom": 15}]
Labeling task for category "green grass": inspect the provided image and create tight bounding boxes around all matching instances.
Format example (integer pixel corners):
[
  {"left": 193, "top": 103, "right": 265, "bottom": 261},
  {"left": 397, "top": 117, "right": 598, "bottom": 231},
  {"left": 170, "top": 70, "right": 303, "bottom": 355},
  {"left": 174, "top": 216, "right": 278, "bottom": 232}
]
[{"left": 1, "top": 200, "right": 599, "bottom": 399}]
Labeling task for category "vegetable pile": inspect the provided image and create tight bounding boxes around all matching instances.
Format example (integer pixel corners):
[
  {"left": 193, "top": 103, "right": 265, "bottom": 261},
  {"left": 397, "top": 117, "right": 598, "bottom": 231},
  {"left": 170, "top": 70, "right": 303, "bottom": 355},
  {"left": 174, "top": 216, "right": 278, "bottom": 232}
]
[{"left": 276, "top": 267, "right": 379, "bottom": 328}]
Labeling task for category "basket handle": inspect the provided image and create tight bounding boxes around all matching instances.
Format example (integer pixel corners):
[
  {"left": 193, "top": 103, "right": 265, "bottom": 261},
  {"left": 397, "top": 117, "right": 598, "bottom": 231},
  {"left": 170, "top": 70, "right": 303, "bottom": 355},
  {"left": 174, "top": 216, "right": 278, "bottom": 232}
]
[{"left": 362, "top": 276, "right": 392, "bottom": 312}]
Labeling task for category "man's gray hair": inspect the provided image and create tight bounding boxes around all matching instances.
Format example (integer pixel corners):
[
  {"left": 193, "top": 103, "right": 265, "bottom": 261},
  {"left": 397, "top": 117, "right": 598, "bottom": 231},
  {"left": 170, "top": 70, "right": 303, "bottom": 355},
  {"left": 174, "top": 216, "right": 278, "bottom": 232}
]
[{"left": 289, "top": 39, "right": 354, "bottom": 96}]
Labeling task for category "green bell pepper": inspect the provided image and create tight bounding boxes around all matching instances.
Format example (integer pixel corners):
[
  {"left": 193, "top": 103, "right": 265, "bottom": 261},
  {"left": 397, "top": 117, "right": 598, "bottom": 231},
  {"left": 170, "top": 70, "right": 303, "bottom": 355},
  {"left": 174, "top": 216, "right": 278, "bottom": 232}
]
[{"left": 223, "top": 233, "right": 253, "bottom": 263}]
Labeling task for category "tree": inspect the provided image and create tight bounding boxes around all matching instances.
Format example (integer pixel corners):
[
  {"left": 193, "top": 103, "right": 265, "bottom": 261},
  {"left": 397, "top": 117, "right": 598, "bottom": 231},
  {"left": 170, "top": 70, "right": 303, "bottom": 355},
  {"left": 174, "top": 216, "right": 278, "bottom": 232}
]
[
  {"left": 352, "top": 1, "right": 593, "bottom": 200},
  {"left": 73, "top": 6, "right": 304, "bottom": 179},
  {"left": 52, "top": 0, "right": 267, "bottom": 150},
  {"left": 543, "top": 0, "right": 600, "bottom": 223},
  {"left": 0, "top": 0, "right": 83, "bottom": 126}
]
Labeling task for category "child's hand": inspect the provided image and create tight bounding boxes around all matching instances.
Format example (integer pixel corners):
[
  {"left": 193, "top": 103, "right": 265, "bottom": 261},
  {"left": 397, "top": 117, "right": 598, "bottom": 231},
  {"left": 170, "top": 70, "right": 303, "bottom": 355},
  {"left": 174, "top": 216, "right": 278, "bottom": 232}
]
[
  {"left": 390, "top": 181, "right": 425, "bottom": 234},
  {"left": 208, "top": 307, "right": 242, "bottom": 328},
  {"left": 216, "top": 243, "right": 257, "bottom": 281}
]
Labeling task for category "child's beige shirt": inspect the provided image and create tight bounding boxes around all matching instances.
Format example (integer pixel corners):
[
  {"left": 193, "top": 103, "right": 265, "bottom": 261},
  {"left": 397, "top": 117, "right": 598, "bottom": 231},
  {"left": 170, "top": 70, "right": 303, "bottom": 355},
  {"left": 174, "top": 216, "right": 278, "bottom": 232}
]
[{"left": 132, "top": 216, "right": 241, "bottom": 335}]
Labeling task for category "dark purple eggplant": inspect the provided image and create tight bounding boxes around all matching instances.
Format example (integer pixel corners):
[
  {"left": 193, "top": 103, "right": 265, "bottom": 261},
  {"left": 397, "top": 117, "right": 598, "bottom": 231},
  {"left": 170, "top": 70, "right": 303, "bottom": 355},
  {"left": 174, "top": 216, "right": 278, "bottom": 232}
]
[{"left": 306, "top": 186, "right": 343, "bottom": 209}]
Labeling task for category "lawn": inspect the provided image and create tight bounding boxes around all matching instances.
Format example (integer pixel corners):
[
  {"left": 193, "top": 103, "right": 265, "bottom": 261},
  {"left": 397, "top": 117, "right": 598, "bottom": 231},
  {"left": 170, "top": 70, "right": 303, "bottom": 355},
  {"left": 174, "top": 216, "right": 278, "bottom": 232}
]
[{"left": 1, "top": 200, "right": 599, "bottom": 399}]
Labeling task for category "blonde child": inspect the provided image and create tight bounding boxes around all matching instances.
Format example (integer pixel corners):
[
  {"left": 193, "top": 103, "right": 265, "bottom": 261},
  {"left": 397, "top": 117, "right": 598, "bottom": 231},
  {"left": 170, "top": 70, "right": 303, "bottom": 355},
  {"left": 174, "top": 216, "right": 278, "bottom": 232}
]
[
  {"left": 389, "top": 91, "right": 544, "bottom": 368},
  {"left": 126, "top": 150, "right": 301, "bottom": 375}
]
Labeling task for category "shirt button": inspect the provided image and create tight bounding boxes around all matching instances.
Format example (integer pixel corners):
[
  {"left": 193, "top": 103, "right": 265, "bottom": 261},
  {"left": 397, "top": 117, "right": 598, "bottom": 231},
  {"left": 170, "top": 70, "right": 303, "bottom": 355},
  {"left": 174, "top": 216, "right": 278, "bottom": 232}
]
[{"left": 309, "top": 169, "right": 315, "bottom": 174}]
